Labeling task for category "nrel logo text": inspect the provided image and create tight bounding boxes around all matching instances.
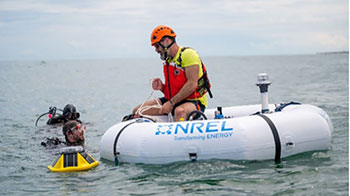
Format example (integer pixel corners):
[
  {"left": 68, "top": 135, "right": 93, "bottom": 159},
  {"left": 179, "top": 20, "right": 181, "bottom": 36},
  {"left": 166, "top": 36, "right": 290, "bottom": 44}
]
[{"left": 155, "top": 121, "right": 233, "bottom": 140}]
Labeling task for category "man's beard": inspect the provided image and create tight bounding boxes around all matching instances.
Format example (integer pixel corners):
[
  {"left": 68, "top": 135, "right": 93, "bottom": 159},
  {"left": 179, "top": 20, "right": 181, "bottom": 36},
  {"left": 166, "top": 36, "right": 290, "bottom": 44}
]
[
  {"left": 72, "top": 136, "right": 84, "bottom": 145},
  {"left": 75, "top": 137, "right": 85, "bottom": 145},
  {"left": 159, "top": 50, "right": 167, "bottom": 60}
]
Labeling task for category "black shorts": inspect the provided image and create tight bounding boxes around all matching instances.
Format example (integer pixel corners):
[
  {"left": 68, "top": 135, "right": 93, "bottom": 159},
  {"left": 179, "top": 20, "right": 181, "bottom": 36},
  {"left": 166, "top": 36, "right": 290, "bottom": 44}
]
[{"left": 159, "top": 97, "right": 206, "bottom": 115}]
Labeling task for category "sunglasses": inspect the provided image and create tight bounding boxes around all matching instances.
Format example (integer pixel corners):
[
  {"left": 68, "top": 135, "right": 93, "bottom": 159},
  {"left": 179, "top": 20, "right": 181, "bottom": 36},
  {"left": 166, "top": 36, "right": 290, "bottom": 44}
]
[{"left": 154, "top": 37, "right": 167, "bottom": 49}]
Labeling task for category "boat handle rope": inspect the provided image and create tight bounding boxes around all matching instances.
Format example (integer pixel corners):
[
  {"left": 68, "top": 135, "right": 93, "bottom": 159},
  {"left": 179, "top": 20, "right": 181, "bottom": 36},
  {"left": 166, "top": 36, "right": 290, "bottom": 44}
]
[
  {"left": 113, "top": 121, "right": 137, "bottom": 165},
  {"left": 135, "top": 78, "right": 171, "bottom": 122},
  {"left": 257, "top": 114, "right": 281, "bottom": 163}
]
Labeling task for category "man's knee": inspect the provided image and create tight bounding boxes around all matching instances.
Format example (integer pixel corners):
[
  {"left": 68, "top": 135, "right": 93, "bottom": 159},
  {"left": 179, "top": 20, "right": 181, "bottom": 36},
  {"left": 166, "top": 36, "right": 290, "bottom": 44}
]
[
  {"left": 174, "top": 103, "right": 197, "bottom": 120},
  {"left": 174, "top": 107, "right": 186, "bottom": 117}
]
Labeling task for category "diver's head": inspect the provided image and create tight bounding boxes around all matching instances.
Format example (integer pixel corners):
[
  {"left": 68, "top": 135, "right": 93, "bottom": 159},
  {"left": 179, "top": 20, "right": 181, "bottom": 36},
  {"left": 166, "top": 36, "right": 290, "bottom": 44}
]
[
  {"left": 62, "top": 121, "right": 85, "bottom": 145},
  {"left": 63, "top": 104, "right": 80, "bottom": 121}
]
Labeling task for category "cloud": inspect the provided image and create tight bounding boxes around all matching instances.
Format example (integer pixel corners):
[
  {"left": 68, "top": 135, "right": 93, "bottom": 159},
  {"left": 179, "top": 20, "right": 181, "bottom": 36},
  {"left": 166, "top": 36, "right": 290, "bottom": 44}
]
[
  {"left": 312, "top": 33, "right": 349, "bottom": 50},
  {"left": 0, "top": 0, "right": 348, "bottom": 60}
]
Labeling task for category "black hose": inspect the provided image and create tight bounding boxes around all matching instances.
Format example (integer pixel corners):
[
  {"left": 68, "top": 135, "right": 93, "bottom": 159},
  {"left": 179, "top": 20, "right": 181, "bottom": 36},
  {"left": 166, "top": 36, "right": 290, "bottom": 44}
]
[
  {"left": 35, "top": 106, "right": 64, "bottom": 126},
  {"left": 35, "top": 112, "right": 49, "bottom": 126},
  {"left": 186, "top": 110, "right": 207, "bottom": 121}
]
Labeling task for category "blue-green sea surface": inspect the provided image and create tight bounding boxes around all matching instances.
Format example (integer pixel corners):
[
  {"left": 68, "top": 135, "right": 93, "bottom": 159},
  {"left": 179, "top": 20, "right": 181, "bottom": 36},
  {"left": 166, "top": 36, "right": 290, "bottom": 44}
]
[{"left": 0, "top": 53, "right": 348, "bottom": 195}]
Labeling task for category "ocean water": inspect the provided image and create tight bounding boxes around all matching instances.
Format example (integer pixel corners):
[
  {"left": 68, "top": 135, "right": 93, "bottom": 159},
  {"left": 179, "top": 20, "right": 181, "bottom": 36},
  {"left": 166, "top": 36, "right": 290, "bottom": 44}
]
[{"left": 0, "top": 53, "right": 348, "bottom": 195}]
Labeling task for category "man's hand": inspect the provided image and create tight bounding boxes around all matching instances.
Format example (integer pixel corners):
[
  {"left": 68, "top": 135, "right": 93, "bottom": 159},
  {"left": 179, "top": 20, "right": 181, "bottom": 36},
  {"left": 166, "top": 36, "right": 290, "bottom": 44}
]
[
  {"left": 159, "top": 101, "right": 172, "bottom": 114},
  {"left": 152, "top": 78, "right": 164, "bottom": 91}
]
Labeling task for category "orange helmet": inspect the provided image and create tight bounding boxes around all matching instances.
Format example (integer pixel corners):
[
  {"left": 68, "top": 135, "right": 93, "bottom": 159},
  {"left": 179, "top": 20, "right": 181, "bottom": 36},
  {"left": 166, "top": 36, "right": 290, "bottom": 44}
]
[{"left": 150, "top": 25, "right": 176, "bottom": 46}]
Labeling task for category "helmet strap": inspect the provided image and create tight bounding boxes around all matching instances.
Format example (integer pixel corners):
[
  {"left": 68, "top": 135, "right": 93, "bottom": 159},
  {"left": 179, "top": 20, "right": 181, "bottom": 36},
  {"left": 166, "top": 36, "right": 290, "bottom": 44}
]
[{"left": 159, "top": 38, "right": 175, "bottom": 59}]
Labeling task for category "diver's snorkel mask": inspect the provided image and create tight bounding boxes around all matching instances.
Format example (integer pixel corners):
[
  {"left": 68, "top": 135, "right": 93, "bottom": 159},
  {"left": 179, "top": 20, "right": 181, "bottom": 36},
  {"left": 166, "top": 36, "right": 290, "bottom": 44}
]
[
  {"left": 63, "top": 104, "right": 80, "bottom": 121},
  {"left": 65, "top": 112, "right": 80, "bottom": 121}
]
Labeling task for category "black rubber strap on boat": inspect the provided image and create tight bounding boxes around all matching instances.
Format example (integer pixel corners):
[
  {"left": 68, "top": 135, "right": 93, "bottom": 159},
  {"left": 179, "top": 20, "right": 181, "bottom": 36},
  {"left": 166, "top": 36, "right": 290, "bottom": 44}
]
[
  {"left": 113, "top": 121, "right": 137, "bottom": 157},
  {"left": 257, "top": 114, "right": 281, "bottom": 163}
]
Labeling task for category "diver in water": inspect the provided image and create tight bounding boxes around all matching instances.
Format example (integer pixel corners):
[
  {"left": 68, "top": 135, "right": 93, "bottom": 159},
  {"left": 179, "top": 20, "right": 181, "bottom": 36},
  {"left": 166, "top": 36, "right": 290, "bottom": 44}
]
[
  {"left": 41, "top": 120, "right": 86, "bottom": 147},
  {"left": 46, "top": 104, "right": 81, "bottom": 125},
  {"left": 35, "top": 104, "right": 81, "bottom": 126},
  {"left": 38, "top": 104, "right": 84, "bottom": 147}
]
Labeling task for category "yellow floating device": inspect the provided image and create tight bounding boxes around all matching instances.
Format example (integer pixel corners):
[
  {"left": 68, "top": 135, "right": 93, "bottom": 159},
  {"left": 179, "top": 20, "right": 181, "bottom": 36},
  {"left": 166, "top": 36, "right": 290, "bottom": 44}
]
[{"left": 48, "top": 146, "right": 99, "bottom": 172}]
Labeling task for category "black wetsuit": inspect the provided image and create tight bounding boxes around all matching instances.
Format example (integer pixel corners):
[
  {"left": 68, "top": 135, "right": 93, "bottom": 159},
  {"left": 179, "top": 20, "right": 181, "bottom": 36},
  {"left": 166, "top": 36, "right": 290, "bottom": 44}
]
[
  {"left": 41, "top": 137, "right": 66, "bottom": 147},
  {"left": 46, "top": 116, "right": 82, "bottom": 125},
  {"left": 41, "top": 137, "right": 84, "bottom": 147},
  {"left": 46, "top": 116, "right": 65, "bottom": 125}
]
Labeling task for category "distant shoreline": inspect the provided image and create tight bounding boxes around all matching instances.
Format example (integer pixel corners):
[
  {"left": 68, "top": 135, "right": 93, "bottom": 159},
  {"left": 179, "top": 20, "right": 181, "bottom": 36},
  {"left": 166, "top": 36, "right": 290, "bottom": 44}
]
[
  {"left": 1, "top": 52, "right": 348, "bottom": 62},
  {"left": 316, "top": 51, "right": 349, "bottom": 55}
]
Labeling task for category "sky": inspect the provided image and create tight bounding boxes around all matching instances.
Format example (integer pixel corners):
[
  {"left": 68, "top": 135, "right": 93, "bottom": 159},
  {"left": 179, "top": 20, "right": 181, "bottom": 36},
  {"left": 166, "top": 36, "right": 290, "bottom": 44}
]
[{"left": 0, "top": 0, "right": 348, "bottom": 60}]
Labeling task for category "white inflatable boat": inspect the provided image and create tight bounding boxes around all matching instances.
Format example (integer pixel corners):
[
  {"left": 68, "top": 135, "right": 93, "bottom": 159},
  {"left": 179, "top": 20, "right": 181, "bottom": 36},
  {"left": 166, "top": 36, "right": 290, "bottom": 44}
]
[{"left": 99, "top": 74, "right": 333, "bottom": 164}]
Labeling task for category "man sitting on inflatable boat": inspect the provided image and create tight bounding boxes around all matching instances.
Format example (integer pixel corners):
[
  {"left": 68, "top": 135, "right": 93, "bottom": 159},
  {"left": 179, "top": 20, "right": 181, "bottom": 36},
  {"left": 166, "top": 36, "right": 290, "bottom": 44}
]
[{"left": 129, "top": 25, "right": 212, "bottom": 122}]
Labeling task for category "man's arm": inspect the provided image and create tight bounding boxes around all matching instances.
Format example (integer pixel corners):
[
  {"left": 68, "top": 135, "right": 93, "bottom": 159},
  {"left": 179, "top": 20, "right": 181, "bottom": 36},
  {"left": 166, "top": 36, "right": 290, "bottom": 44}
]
[{"left": 47, "top": 115, "right": 64, "bottom": 125}]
